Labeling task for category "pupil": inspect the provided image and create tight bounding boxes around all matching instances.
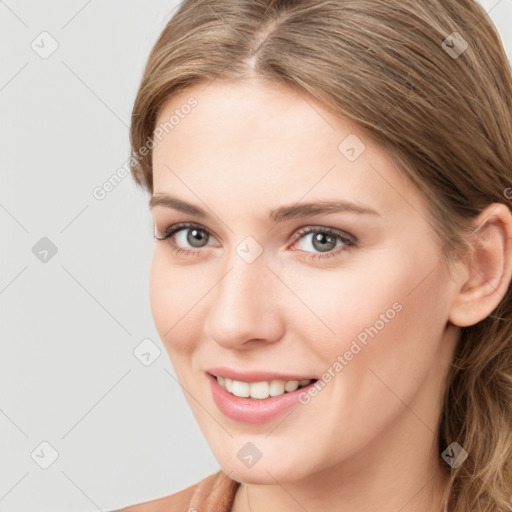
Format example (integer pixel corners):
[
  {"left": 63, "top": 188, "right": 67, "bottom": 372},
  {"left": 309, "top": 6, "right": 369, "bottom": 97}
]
[
  {"left": 188, "top": 228, "right": 207, "bottom": 247},
  {"left": 313, "top": 232, "right": 336, "bottom": 252}
]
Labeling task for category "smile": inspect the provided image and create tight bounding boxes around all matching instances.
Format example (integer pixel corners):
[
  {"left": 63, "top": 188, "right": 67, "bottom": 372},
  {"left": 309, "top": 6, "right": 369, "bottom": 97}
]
[
  {"left": 208, "top": 373, "right": 320, "bottom": 424},
  {"left": 216, "top": 376, "right": 314, "bottom": 399}
]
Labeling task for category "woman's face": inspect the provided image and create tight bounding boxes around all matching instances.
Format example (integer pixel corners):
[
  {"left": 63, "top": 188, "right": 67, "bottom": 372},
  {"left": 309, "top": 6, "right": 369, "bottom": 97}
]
[{"left": 149, "top": 78, "right": 460, "bottom": 484}]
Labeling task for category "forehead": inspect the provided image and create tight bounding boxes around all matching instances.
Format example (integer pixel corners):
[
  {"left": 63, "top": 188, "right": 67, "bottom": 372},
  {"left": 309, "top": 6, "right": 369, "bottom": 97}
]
[
  {"left": 154, "top": 78, "right": 340, "bottom": 152},
  {"left": 151, "top": 78, "right": 428, "bottom": 224}
]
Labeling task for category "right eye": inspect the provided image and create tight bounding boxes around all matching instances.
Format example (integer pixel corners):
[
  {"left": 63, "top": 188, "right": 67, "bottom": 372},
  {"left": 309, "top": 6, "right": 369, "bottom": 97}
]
[{"left": 154, "top": 222, "right": 217, "bottom": 256}]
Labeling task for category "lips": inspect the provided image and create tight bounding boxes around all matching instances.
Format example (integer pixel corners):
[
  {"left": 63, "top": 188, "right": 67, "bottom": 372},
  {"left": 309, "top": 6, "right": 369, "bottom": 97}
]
[{"left": 207, "top": 373, "right": 318, "bottom": 424}]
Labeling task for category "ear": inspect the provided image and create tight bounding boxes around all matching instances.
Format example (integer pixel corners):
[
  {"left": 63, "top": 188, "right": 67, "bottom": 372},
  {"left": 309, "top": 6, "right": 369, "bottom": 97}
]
[{"left": 448, "top": 202, "right": 512, "bottom": 327}]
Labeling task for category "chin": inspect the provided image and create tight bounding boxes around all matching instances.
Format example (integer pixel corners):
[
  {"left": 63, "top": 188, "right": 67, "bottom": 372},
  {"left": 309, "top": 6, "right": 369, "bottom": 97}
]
[{"left": 213, "top": 445, "right": 318, "bottom": 485}]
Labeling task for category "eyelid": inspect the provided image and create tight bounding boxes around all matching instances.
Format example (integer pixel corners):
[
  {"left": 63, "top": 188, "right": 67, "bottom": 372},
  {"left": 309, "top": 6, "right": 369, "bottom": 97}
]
[
  {"left": 290, "top": 225, "right": 356, "bottom": 245},
  {"left": 154, "top": 221, "right": 219, "bottom": 244}
]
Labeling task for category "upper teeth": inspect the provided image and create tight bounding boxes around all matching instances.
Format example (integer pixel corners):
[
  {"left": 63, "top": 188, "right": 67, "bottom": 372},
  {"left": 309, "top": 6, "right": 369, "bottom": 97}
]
[{"left": 217, "top": 376, "right": 313, "bottom": 399}]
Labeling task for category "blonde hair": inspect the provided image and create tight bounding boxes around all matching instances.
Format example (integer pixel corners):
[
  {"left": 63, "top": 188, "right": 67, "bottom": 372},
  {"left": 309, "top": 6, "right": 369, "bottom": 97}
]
[{"left": 129, "top": 1, "right": 512, "bottom": 510}]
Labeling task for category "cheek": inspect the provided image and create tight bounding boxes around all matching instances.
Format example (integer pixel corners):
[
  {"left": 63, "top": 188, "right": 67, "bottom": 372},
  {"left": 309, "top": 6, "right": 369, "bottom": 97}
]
[
  {"left": 277, "top": 254, "right": 422, "bottom": 355},
  {"left": 278, "top": 248, "right": 451, "bottom": 414},
  {"left": 149, "top": 250, "right": 221, "bottom": 361},
  {"left": 285, "top": 259, "right": 450, "bottom": 454},
  {"left": 149, "top": 252, "right": 195, "bottom": 354},
  {"left": 321, "top": 258, "right": 450, "bottom": 410}
]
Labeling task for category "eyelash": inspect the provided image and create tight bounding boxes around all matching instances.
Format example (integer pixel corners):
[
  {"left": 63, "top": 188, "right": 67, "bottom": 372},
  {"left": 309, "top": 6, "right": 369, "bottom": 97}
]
[{"left": 154, "top": 222, "right": 357, "bottom": 261}]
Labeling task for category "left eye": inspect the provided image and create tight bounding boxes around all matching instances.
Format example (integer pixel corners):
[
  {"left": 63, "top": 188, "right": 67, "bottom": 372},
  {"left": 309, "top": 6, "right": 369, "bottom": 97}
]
[
  {"left": 154, "top": 222, "right": 357, "bottom": 260},
  {"left": 292, "top": 227, "right": 356, "bottom": 256}
]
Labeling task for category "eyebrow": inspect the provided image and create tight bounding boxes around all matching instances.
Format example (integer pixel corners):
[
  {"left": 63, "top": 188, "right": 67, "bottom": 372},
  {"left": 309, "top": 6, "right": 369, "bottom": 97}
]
[{"left": 149, "top": 194, "right": 381, "bottom": 222}]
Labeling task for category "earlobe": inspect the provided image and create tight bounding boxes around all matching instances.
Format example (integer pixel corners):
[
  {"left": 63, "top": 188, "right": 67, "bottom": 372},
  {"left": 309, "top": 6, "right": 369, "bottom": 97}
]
[{"left": 448, "top": 203, "right": 512, "bottom": 328}]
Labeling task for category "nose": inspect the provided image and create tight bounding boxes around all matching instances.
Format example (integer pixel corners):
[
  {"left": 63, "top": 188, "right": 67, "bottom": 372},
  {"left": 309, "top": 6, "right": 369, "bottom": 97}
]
[{"left": 202, "top": 248, "right": 285, "bottom": 350}]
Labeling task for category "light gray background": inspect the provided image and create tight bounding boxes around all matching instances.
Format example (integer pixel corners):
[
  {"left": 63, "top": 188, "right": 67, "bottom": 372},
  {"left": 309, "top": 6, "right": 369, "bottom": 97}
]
[{"left": 1, "top": 1, "right": 511, "bottom": 511}]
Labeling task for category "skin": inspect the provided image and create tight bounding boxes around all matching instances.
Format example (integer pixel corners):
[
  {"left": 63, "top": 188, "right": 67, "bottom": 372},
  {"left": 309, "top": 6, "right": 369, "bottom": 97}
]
[{"left": 148, "top": 77, "right": 512, "bottom": 512}]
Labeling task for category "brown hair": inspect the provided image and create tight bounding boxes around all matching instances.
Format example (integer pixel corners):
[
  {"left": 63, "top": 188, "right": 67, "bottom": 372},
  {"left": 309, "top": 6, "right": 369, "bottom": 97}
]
[{"left": 129, "top": 1, "right": 512, "bottom": 510}]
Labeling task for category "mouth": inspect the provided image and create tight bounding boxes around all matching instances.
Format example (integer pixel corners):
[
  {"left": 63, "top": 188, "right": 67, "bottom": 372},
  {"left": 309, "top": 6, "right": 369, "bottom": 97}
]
[
  {"left": 211, "top": 373, "right": 318, "bottom": 400},
  {"left": 207, "top": 372, "right": 319, "bottom": 424}
]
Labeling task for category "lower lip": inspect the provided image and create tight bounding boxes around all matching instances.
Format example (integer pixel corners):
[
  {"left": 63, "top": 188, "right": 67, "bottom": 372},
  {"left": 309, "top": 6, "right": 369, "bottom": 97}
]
[{"left": 208, "top": 373, "right": 317, "bottom": 424}]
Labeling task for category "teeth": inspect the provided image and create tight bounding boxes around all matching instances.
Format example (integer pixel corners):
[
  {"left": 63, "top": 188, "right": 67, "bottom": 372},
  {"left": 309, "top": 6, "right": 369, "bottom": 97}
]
[
  {"left": 284, "top": 380, "right": 299, "bottom": 392},
  {"left": 216, "top": 376, "right": 313, "bottom": 399},
  {"left": 269, "top": 380, "right": 285, "bottom": 396},
  {"left": 231, "top": 380, "right": 249, "bottom": 398}
]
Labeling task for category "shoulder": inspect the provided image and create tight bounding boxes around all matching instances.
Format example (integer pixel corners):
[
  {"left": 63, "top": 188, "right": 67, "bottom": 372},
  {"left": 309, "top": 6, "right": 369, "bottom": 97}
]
[{"left": 112, "top": 469, "right": 240, "bottom": 512}]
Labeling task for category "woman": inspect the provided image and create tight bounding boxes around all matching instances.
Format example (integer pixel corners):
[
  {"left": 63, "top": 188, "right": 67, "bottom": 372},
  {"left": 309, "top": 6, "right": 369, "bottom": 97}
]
[{"left": 116, "top": 0, "right": 512, "bottom": 510}]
